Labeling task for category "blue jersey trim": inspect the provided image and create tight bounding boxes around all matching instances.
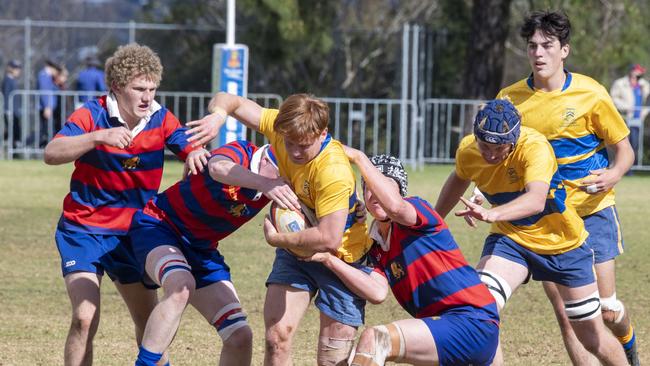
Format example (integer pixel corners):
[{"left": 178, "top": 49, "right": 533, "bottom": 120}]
[
  {"left": 557, "top": 148, "right": 610, "bottom": 181},
  {"left": 550, "top": 134, "right": 601, "bottom": 159}
]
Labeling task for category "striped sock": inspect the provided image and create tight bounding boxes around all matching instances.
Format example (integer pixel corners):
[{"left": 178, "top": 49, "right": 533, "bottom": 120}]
[
  {"left": 135, "top": 346, "right": 162, "bottom": 366},
  {"left": 617, "top": 325, "right": 636, "bottom": 350}
]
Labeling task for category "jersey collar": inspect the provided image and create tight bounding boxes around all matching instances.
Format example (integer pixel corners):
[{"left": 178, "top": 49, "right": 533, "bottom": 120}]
[
  {"left": 526, "top": 69, "right": 572, "bottom": 92},
  {"left": 106, "top": 92, "right": 161, "bottom": 138}
]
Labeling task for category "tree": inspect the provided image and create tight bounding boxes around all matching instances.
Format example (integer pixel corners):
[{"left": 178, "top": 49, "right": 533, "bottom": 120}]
[{"left": 462, "top": 0, "right": 512, "bottom": 99}]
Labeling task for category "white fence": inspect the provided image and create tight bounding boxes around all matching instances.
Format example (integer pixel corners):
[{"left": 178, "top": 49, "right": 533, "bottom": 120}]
[{"left": 2, "top": 90, "right": 649, "bottom": 171}]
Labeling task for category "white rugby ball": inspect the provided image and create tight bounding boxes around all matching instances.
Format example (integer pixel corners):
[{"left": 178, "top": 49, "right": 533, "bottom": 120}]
[{"left": 269, "top": 202, "right": 314, "bottom": 257}]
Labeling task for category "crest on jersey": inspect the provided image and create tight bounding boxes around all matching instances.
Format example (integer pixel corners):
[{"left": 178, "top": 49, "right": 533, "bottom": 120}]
[
  {"left": 507, "top": 167, "right": 520, "bottom": 183},
  {"left": 390, "top": 262, "right": 405, "bottom": 279},
  {"left": 122, "top": 156, "right": 140, "bottom": 169},
  {"left": 229, "top": 203, "right": 248, "bottom": 217},
  {"left": 562, "top": 107, "right": 577, "bottom": 127},
  {"left": 302, "top": 180, "right": 311, "bottom": 198}
]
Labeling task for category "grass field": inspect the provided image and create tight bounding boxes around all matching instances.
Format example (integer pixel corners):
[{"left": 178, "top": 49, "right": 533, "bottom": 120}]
[{"left": 0, "top": 159, "right": 647, "bottom": 365}]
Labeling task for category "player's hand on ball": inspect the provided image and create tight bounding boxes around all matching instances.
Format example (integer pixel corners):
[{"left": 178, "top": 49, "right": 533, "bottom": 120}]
[
  {"left": 95, "top": 127, "right": 132, "bottom": 149},
  {"left": 183, "top": 148, "right": 211, "bottom": 178},
  {"left": 262, "top": 178, "right": 301, "bottom": 212},
  {"left": 263, "top": 215, "right": 280, "bottom": 247}
]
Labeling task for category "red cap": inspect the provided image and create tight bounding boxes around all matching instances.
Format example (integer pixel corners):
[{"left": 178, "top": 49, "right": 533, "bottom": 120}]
[{"left": 631, "top": 63, "right": 646, "bottom": 74}]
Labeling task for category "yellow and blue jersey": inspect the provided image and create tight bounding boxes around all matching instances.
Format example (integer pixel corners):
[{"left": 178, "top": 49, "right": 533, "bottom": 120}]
[
  {"left": 497, "top": 72, "right": 629, "bottom": 216},
  {"left": 455, "top": 127, "right": 588, "bottom": 255},
  {"left": 260, "top": 108, "right": 372, "bottom": 263}
]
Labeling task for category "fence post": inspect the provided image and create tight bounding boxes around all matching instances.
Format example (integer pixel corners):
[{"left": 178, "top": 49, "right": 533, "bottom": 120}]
[{"left": 400, "top": 23, "right": 410, "bottom": 163}]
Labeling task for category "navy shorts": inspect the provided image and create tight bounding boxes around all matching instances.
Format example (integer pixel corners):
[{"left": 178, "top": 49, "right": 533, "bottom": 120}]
[
  {"left": 583, "top": 206, "right": 624, "bottom": 263},
  {"left": 55, "top": 226, "right": 142, "bottom": 284},
  {"left": 424, "top": 311, "right": 499, "bottom": 366},
  {"left": 266, "top": 248, "right": 372, "bottom": 327},
  {"left": 481, "top": 234, "right": 596, "bottom": 288},
  {"left": 129, "top": 210, "right": 231, "bottom": 289}
]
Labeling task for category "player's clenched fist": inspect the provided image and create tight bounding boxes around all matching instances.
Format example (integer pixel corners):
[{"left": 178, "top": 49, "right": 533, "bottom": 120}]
[{"left": 94, "top": 127, "right": 133, "bottom": 149}]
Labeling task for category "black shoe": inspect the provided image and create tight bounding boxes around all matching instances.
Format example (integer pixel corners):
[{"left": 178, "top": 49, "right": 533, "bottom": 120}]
[{"left": 625, "top": 341, "right": 640, "bottom": 366}]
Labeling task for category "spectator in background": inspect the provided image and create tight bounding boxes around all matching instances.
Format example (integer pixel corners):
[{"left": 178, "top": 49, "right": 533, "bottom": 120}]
[
  {"left": 36, "top": 58, "right": 63, "bottom": 147},
  {"left": 77, "top": 55, "right": 106, "bottom": 105},
  {"left": 611, "top": 63, "right": 650, "bottom": 166},
  {"left": 2, "top": 59, "right": 22, "bottom": 146}
]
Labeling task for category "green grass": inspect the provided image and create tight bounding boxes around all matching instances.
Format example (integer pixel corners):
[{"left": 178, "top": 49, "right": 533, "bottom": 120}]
[{"left": 0, "top": 160, "right": 647, "bottom": 365}]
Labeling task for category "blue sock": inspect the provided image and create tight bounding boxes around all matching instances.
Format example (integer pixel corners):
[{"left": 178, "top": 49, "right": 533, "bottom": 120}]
[{"left": 135, "top": 346, "right": 162, "bottom": 366}]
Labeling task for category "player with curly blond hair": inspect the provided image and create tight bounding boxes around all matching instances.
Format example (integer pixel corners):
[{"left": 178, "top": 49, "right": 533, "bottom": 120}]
[{"left": 44, "top": 43, "right": 208, "bottom": 366}]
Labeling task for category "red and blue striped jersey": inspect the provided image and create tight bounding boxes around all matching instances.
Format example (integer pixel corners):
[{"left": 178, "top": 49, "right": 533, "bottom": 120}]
[
  {"left": 56, "top": 96, "right": 194, "bottom": 235},
  {"left": 369, "top": 197, "right": 499, "bottom": 322},
  {"left": 143, "top": 141, "right": 271, "bottom": 250}
]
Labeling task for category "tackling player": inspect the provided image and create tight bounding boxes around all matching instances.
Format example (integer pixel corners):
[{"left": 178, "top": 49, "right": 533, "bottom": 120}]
[
  {"left": 497, "top": 10, "right": 637, "bottom": 365},
  {"left": 305, "top": 149, "right": 500, "bottom": 366},
  {"left": 434, "top": 99, "right": 628, "bottom": 366},
  {"left": 186, "top": 93, "right": 373, "bottom": 365},
  {"left": 130, "top": 141, "right": 298, "bottom": 366},
  {"left": 43, "top": 44, "right": 205, "bottom": 366}
]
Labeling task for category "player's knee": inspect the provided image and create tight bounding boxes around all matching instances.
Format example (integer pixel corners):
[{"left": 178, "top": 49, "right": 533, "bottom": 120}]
[
  {"left": 70, "top": 311, "right": 100, "bottom": 336},
  {"left": 265, "top": 325, "right": 293, "bottom": 355},
  {"left": 564, "top": 291, "right": 601, "bottom": 322},
  {"left": 223, "top": 324, "right": 253, "bottom": 351},
  {"left": 71, "top": 302, "right": 100, "bottom": 334},
  {"left": 600, "top": 294, "right": 625, "bottom": 324},
  {"left": 317, "top": 336, "right": 355, "bottom": 366},
  {"left": 478, "top": 269, "right": 512, "bottom": 310}
]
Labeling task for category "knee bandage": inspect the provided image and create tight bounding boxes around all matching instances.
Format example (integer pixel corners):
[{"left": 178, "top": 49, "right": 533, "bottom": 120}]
[
  {"left": 600, "top": 293, "right": 625, "bottom": 323},
  {"left": 317, "top": 336, "right": 355, "bottom": 366},
  {"left": 478, "top": 270, "right": 512, "bottom": 309},
  {"left": 564, "top": 291, "right": 601, "bottom": 322},
  {"left": 152, "top": 253, "right": 191, "bottom": 286},
  {"left": 211, "top": 302, "right": 248, "bottom": 341},
  {"left": 350, "top": 323, "right": 405, "bottom": 366}
]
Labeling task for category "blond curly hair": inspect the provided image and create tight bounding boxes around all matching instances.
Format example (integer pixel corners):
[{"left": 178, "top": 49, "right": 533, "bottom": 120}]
[{"left": 105, "top": 43, "right": 163, "bottom": 91}]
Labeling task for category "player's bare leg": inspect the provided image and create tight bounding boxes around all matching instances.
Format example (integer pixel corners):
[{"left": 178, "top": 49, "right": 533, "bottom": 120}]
[
  {"left": 351, "top": 319, "right": 437, "bottom": 366},
  {"left": 140, "top": 245, "right": 195, "bottom": 354},
  {"left": 64, "top": 272, "right": 101, "bottom": 366},
  {"left": 595, "top": 260, "right": 638, "bottom": 365},
  {"left": 115, "top": 281, "right": 169, "bottom": 365},
  {"left": 263, "top": 284, "right": 312, "bottom": 366},
  {"left": 543, "top": 281, "right": 598, "bottom": 366},
  {"left": 191, "top": 280, "right": 252, "bottom": 366},
  {"left": 557, "top": 282, "right": 628, "bottom": 365},
  {"left": 317, "top": 313, "right": 357, "bottom": 366},
  {"left": 475, "top": 255, "right": 529, "bottom": 366}
]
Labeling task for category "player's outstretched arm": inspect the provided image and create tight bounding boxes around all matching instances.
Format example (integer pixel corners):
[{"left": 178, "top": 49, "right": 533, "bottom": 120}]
[
  {"left": 343, "top": 146, "right": 417, "bottom": 227},
  {"left": 185, "top": 92, "right": 263, "bottom": 147},
  {"left": 300, "top": 252, "right": 389, "bottom": 304},
  {"left": 434, "top": 171, "right": 471, "bottom": 219},
  {"left": 44, "top": 127, "right": 132, "bottom": 165},
  {"left": 456, "top": 181, "right": 547, "bottom": 223},
  {"left": 208, "top": 156, "right": 300, "bottom": 211},
  {"left": 263, "top": 208, "right": 347, "bottom": 254}
]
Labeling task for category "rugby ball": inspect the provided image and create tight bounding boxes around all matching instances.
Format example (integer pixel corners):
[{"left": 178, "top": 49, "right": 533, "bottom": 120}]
[{"left": 269, "top": 202, "right": 315, "bottom": 257}]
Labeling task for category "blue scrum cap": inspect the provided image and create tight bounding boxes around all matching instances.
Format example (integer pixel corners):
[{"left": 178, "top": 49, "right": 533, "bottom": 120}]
[{"left": 473, "top": 99, "right": 521, "bottom": 145}]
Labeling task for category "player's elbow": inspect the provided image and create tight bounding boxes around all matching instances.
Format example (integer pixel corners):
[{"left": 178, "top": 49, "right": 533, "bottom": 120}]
[
  {"left": 43, "top": 144, "right": 61, "bottom": 165},
  {"left": 367, "top": 288, "right": 388, "bottom": 305}
]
